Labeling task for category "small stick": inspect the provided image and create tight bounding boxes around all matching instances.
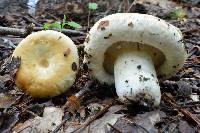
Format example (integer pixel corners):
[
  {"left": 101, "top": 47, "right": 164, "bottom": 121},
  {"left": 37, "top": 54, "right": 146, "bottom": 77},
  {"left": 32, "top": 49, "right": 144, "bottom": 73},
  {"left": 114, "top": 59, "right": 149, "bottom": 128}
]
[
  {"left": 71, "top": 98, "right": 115, "bottom": 133},
  {"left": 162, "top": 93, "right": 200, "bottom": 125},
  {"left": 124, "top": 118, "right": 151, "bottom": 133},
  {"left": 107, "top": 123, "right": 122, "bottom": 133},
  {"left": 51, "top": 81, "right": 94, "bottom": 133},
  {"left": 0, "top": 25, "right": 33, "bottom": 37},
  {"left": 181, "top": 109, "right": 200, "bottom": 125},
  {"left": 62, "top": 80, "right": 94, "bottom": 110},
  {"left": 23, "top": 16, "right": 43, "bottom": 27},
  {"left": 126, "top": 1, "right": 135, "bottom": 13},
  {"left": 182, "top": 29, "right": 200, "bottom": 34},
  {"left": 87, "top": 10, "right": 91, "bottom": 33},
  {"left": 33, "top": 27, "right": 86, "bottom": 36},
  {"left": 0, "top": 26, "right": 86, "bottom": 37}
]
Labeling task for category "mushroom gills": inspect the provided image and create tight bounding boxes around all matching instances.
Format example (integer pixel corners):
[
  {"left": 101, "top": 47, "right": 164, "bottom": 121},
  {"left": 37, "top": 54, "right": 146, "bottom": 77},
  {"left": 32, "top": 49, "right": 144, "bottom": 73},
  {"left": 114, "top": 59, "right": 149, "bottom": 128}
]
[{"left": 114, "top": 51, "right": 161, "bottom": 106}]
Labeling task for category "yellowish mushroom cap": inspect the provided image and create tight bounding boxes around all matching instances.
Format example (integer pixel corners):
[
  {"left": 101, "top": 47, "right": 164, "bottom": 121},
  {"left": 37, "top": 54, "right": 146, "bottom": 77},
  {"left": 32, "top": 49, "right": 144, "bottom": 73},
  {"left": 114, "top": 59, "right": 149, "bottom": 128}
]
[{"left": 12, "top": 30, "right": 79, "bottom": 98}]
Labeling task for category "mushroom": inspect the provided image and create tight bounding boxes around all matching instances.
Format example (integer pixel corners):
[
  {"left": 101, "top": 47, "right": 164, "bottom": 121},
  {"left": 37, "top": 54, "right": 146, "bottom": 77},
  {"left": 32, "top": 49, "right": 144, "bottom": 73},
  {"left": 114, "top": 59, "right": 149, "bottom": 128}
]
[
  {"left": 12, "top": 30, "right": 79, "bottom": 98},
  {"left": 84, "top": 13, "right": 187, "bottom": 106}
]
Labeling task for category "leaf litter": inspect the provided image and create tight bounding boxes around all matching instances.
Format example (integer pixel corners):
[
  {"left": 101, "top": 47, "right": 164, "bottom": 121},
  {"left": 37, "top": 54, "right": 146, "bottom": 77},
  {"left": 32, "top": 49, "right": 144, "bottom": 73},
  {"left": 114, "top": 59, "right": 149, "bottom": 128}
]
[{"left": 0, "top": 0, "right": 199, "bottom": 132}]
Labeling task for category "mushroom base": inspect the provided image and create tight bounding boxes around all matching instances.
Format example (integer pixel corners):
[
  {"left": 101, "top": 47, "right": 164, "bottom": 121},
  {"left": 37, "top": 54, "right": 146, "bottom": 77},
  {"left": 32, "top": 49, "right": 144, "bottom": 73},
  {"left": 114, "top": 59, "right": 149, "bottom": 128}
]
[{"left": 114, "top": 51, "right": 161, "bottom": 106}]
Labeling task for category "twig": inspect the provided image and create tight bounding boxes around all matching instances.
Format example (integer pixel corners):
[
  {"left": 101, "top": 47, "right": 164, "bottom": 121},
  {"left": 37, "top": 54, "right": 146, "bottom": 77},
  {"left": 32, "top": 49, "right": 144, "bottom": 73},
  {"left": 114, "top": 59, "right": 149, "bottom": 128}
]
[
  {"left": 0, "top": 25, "right": 34, "bottom": 37},
  {"left": 15, "top": 125, "right": 32, "bottom": 133},
  {"left": 182, "top": 29, "right": 200, "bottom": 34},
  {"left": 162, "top": 93, "right": 200, "bottom": 125},
  {"left": 23, "top": 16, "right": 43, "bottom": 27},
  {"left": 126, "top": 0, "right": 135, "bottom": 13},
  {"left": 71, "top": 98, "right": 115, "bottom": 133},
  {"left": 46, "top": 12, "right": 59, "bottom": 20},
  {"left": 184, "top": 39, "right": 200, "bottom": 45},
  {"left": 0, "top": 26, "right": 86, "bottom": 37},
  {"left": 51, "top": 119, "right": 68, "bottom": 133},
  {"left": 51, "top": 81, "right": 94, "bottom": 133},
  {"left": 181, "top": 109, "right": 200, "bottom": 124},
  {"left": 179, "top": 101, "right": 200, "bottom": 106},
  {"left": 124, "top": 118, "right": 151, "bottom": 133},
  {"left": 107, "top": 123, "right": 122, "bottom": 133},
  {"left": 62, "top": 80, "right": 94, "bottom": 110},
  {"left": 33, "top": 27, "right": 86, "bottom": 36},
  {"left": 87, "top": 10, "right": 91, "bottom": 33},
  {"left": 117, "top": 2, "right": 123, "bottom": 13},
  {"left": 87, "top": 124, "right": 90, "bottom": 133}
]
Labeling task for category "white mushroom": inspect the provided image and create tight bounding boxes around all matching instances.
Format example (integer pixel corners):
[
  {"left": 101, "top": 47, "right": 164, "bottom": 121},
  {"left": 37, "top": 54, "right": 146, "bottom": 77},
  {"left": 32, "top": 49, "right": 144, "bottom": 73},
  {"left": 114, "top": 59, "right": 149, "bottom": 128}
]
[
  {"left": 84, "top": 13, "right": 187, "bottom": 106},
  {"left": 12, "top": 30, "right": 79, "bottom": 98}
]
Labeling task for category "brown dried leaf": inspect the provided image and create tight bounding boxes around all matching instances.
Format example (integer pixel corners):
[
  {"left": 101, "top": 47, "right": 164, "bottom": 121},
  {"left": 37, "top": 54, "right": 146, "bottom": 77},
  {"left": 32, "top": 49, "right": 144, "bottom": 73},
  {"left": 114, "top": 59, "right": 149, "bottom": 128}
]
[
  {"left": 0, "top": 112, "right": 19, "bottom": 133},
  {"left": 12, "top": 107, "right": 63, "bottom": 133},
  {"left": 177, "top": 81, "right": 192, "bottom": 97},
  {"left": 0, "top": 74, "right": 12, "bottom": 91},
  {"left": 0, "top": 93, "right": 19, "bottom": 109},
  {"left": 0, "top": 56, "right": 21, "bottom": 78},
  {"left": 77, "top": 106, "right": 86, "bottom": 119},
  {"left": 178, "top": 120, "right": 195, "bottom": 133},
  {"left": 67, "top": 95, "right": 81, "bottom": 114},
  {"left": 112, "top": 111, "right": 166, "bottom": 133}
]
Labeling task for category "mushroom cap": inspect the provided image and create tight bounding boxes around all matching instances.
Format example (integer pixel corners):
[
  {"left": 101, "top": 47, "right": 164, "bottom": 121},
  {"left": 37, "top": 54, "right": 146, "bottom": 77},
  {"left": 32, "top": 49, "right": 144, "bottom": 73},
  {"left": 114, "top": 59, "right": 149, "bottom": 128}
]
[
  {"left": 84, "top": 13, "right": 187, "bottom": 84},
  {"left": 12, "top": 30, "right": 79, "bottom": 98}
]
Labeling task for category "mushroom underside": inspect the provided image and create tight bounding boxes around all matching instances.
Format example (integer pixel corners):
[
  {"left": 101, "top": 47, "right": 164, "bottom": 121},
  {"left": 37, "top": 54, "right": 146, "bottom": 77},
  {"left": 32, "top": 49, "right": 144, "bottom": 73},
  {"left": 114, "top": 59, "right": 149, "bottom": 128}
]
[
  {"left": 103, "top": 41, "right": 165, "bottom": 75},
  {"left": 103, "top": 41, "right": 164, "bottom": 106}
]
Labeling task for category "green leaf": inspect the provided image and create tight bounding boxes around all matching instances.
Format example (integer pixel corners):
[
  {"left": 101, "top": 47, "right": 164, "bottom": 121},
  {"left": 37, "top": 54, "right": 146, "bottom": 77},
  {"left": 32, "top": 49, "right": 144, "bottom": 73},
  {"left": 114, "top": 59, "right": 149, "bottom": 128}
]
[
  {"left": 52, "top": 21, "right": 61, "bottom": 30},
  {"left": 62, "top": 15, "right": 67, "bottom": 29},
  {"left": 63, "top": 15, "right": 67, "bottom": 23},
  {"left": 66, "top": 21, "right": 82, "bottom": 29},
  {"left": 88, "top": 2, "right": 98, "bottom": 10},
  {"left": 43, "top": 23, "right": 51, "bottom": 30},
  {"left": 170, "top": 9, "right": 186, "bottom": 19}
]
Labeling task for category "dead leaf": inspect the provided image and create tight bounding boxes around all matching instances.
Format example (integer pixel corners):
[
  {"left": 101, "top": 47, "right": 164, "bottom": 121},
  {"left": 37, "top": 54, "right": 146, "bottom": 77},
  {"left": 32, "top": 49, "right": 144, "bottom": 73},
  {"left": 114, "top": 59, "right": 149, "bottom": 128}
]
[
  {"left": 67, "top": 95, "right": 80, "bottom": 114},
  {"left": 177, "top": 81, "right": 192, "bottom": 97},
  {"left": 0, "top": 75, "right": 12, "bottom": 92},
  {"left": 178, "top": 120, "right": 195, "bottom": 133},
  {"left": 12, "top": 107, "right": 64, "bottom": 133},
  {"left": 78, "top": 106, "right": 86, "bottom": 119},
  {"left": 65, "top": 105, "right": 124, "bottom": 133},
  {"left": 0, "top": 112, "right": 19, "bottom": 133},
  {"left": 0, "top": 56, "right": 21, "bottom": 78},
  {"left": 87, "top": 103, "right": 103, "bottom": 115},
  {"left": 112, "top": 111, "right": 166, "bottom": 133},
  {"left": 0, "top": 93, "right": 19, "bottom": 109}
]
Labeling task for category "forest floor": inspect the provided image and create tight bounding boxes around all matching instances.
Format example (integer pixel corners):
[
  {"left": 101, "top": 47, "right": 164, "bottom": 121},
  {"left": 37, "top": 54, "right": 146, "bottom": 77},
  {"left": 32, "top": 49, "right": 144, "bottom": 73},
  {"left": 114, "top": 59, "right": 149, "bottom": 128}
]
[{"left": 0, "top": 0, "right": 200, "bottom": 133}]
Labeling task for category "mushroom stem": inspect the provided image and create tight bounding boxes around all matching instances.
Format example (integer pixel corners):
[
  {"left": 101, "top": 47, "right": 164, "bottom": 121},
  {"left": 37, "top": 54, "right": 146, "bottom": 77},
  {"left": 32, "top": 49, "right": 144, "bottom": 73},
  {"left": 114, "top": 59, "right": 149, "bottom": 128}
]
[{"left": 114, "top": 51, "right": 161, "bottom": 106}]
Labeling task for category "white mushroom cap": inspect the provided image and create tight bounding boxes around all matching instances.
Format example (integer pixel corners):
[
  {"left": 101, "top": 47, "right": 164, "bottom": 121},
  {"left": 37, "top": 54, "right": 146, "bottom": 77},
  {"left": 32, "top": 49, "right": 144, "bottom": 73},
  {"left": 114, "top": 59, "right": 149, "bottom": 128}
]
[
  {"left": 84, "top": 13, "right": 187, "bottom": 84},
  {"left": 12, "top": 30, "right": 79, "bottom": 98}
]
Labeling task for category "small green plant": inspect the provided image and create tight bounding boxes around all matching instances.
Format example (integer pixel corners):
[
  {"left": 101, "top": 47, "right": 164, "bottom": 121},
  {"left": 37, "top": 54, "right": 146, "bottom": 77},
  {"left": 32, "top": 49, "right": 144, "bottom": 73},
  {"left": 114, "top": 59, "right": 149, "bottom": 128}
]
[
  {"left": 43, "top": 15, "right": 82, "bottom": 31},
  {"left": 170, "top": 8, "right": 186, "bottom": 19},
  {"left": 43, "top": 23, "right": 51, "bottom": 30},
  {"left": 87, "top": 2, "right": 98, "bottom": 32},
  {"left": 88, "top": 2, "right": 98, "bottom": 10},
  {"left": 52, "top": 22, "right": 62, "bottom": 30},
  {"left": 66, "top": 21, "right": 82, "bottom": 29}
]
